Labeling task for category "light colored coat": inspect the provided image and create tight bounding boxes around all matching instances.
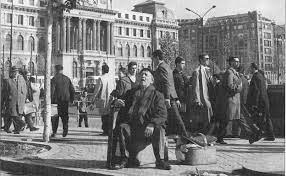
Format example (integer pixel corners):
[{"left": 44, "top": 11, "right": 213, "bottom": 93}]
[
  {"left": 190, "top": 65, "right": 213, "bottom": 124},
  {"left": 222, "top": 67, "right": 242, "bottom": 120},
  {"left": 4, "top": 74, "right": 27, "bottom": 116}
]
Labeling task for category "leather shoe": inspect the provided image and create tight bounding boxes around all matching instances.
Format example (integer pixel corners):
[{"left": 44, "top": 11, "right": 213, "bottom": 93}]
[
  {"left": 128, "top": 158, "right": 140, "bottom": 168},
  {"left": 216, "top": 138, "right": 227, "bottom": 144},
  {"left": 155, "top": 160, "right": 171, "bottom": 170},
  {"left": 4, "top": 129, "right": 12, "bottom": 133},
  {"left": 14, "top": 131, "right": 20, "bottom": 134},
  {"left": 62, "top": 130, "right": 68, "bottom": 137},
  {"left": 30, "top": 127, "right": 39, "bottom": 132},
  {"left": 113, "top": 158, "right": 128, "bottom": 170},
  {"left": 249, "top": 131, "right": 262, "bottom": 144},
  {"left": 51, "top": 133, "right": 56, "bottom": 138},
  {"left": 264, "top": 137, "right": 275, "bottom": 141}
]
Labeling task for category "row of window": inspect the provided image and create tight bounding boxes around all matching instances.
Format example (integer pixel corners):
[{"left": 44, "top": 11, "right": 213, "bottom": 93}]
[
  {"left": 118, "top": 13, "right": 150, "bottom": 22},
  {"left": 6, "top": 0, "right": 46, "bottom": 6},
  {"left": 4, "top": 34, "right": 45, "bottom": 52},
  {"left": 117, "top": 27, "right": 151, "bottom": 38},
  {"left": 116, "top": 44, "right": 152, "bottom": 58},
  {"left": 5, "top": 13, "right": 45, "bottom": 27}
]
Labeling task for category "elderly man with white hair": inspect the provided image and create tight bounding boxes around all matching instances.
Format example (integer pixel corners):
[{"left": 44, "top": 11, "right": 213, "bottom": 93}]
[{"left": 111, "top": 68, "right": 170, "bottom": 170}]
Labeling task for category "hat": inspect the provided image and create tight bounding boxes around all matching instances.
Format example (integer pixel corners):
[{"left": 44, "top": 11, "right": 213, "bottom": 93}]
[
  {"left": 140, "top": 67, "right": 154, "bottom": 77},
  {"left": 11, "top": 66, "right": 20, "bottom": 72},
  {"left": 228, "top": 56, "right": 239, "bottom": 62},
  {"left": 55, "top": 64, "right": 63, "bottom": 71}
]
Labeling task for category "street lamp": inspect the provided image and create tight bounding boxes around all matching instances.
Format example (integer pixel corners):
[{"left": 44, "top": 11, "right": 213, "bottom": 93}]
[{"left": 186, "top": 5, "right": 216, "bottom": 53}]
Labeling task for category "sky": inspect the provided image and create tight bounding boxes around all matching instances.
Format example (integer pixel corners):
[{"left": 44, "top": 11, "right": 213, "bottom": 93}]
[{"left": 113, "top": 0, "right": 285, "bottom": 25}]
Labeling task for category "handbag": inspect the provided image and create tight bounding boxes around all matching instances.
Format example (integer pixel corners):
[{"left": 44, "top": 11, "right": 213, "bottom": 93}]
[{"left": 24, "top": 102, "right": 36, "bottom": 115}]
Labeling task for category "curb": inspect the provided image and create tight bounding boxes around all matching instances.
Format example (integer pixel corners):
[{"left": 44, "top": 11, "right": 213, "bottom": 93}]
[
  {"left": 0, "top": 157, "right": 112, "bottom": 176},
  {"left": 242, "top": 166, "right": 285, "bottom": 176}
]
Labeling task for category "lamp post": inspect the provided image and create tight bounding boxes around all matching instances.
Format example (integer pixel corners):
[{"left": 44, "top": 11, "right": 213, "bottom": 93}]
[
  {"left": 186, "top": 5, "right": 216, "bottom": 53},
  {"left": 9, "top": 0, "right": 14, "bottom": 70}
]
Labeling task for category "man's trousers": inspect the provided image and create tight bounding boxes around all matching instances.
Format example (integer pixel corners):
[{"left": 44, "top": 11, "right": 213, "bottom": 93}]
[
  {"left": 117, "top": 123, "right": 166, "bottom": 161},
  {"left": 52, "top": 101, "right": 69, "bottom": 134}
]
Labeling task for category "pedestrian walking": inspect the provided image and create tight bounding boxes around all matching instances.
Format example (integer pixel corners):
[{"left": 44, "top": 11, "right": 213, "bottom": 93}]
[
  {"left": 91, "top": 63, "right": 115, "bottom": 135},
  {"left": 153, "top": 50, "right": 188, "bottom": 137},
  {"left": 189, "top": 54, "right": 213, "bottom": 134},
  {"left": 78, "top": 90, "right": 89, "bottom": 127},
  {"left": 3, "top": 66, "right": 27, "bottom": 134},
  {"left": 247, "top": 63, "right": 275, "bottom": 141},
  {"left": 51, "top": 64, "right": 75, "bottom": 137}
]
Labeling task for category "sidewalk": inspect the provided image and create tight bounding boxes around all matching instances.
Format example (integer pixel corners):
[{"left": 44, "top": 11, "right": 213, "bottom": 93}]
[{"left": 0, "top": 126, "right": 284, "bottom": 176}]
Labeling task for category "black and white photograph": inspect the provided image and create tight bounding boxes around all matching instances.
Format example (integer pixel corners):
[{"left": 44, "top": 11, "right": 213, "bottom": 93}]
[{"left": 0, "top": 0, "right": 285, "bottom": 175}]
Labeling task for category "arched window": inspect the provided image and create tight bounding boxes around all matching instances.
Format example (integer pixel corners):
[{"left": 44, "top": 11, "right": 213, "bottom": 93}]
[
  {"left": 133, "top": 45, "right": 137, "bottom": 57},
  {"left": 73, "top": 61, "right": 78, "bottom": 78},
  {"left": 29, "top": 62, "right": 35, "bottom": 75},
  {"left": 5, "top": 34, "right": 11, "bottom": 51},
  {"left": 117, "top": 43, "right": 123, "bottom": 56},
  {"left": 17, "top": 35, "right": 24, "bottom": 50},
  {"left": 38, "top": 37, "right": 46, "bottom": 52},
  {"left": 126, "top": 44, "right": 130, "bottom": 57},
  {"left": 141, "top": 45, "right": 144, "bottom": 57},
  {"left": 147, "top": 46, "right": 151, "bottom": 57},
  {"left": 28, "top": 36, "right": 35, "bottom": 51}
]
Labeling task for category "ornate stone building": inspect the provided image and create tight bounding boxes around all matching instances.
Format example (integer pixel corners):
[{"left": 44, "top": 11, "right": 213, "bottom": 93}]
[
  {"left": 0, "top": 0, "right": 178, "bottom": 88},
  {"left": 0, "top": 0, "right": 47, "bottom": 78}
]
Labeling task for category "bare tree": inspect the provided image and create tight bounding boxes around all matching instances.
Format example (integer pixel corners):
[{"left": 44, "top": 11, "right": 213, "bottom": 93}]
[
  {"left": 43, "top": 0, "right": 77, "bottom": 142},
  {"left": 159, "top": 31, "right": 178, "bottom": 68}
]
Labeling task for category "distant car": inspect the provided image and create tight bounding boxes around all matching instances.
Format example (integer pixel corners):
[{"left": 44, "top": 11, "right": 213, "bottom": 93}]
[{"left": 85, "top": 76, "right": 100, "bottom": 93}]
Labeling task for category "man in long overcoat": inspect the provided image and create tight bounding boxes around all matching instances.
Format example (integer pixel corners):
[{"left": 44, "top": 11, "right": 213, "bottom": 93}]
[
  {"left": 112, "top": 68, "right": 170, "bottom": 170},
  {"left": 247, "top": 63, "right": 275, "bottom": 141},
  {"left": 153, "top": 50, "right": 188, "bottom": 137},
  {"left": 3, "top": 66, "right": 26, "bottom": 134},
  {"left": 217, "top": 57, "right": 262, "bottom": 144},
  {"left": 51, "top": 64, "right": 75, "bottom": 137},
  {"left": 190, "top": 54, "right": 213, "bottom": 133}
]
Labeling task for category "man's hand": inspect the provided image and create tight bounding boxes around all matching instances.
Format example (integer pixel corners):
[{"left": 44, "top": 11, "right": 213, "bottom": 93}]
[
  {"left": 176, "top": 100, "right": 181, "bottom": 109},
  {"left": 195, "top": 101, "right": 203, "bottom": 107},
  {"left": 114, "top": 99, "right": 125, "bottom": 107},
  {"left": 165, "top": 99, "right": 171, "bottom": 109},
  {"left": 144, "top": 124, "right": 154, "bottom": 137}
]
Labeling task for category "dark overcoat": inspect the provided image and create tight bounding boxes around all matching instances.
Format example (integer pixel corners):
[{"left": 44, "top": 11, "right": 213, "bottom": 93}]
[
  {"left": 4, "top": 75, "right": 27, "bottom": 116},
  {"left": 154, "top": 62, "right": 178, "bottom": 100},
  {"left": 173, "top": 69, "right": 188, "bottom": 103},
  {"left": 246, "top": 71, "right": 270, "bottom": 114},
  {"left": 51, "top": 73, "right": 75, "bottom": 104}
]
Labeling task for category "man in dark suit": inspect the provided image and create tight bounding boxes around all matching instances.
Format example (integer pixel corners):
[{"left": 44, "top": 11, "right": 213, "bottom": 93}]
[
  {"left": 173, "top": 57, "right": 189, "bottom": 128},
  {"left": 51, "top": 65, "right": 75, "bottom": 137},
  {"left": 112, "top": 68, "right": 170, "bottom": 170},
  {"left": 247, "top": 63, "right": 275, "bottom": 141},
  {"left": 152, "top": 50, "right": 188, "bottom": 137}
]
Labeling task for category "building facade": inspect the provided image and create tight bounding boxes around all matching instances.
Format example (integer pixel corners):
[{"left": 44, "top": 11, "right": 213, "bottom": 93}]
[
  {"left": 0, "top": 0, "right": 178, "bottom": 88},
  {"left": 178, "top": 11, "right": 285, "bottom": 84}
]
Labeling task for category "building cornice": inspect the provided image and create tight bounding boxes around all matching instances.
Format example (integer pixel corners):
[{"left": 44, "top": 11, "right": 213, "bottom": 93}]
[
  {"left": 1, "top": 3, "right": 47, "bottom": 14},
  {"left": 75, "top": 5, "right": 117, "bottom": 15},
  {"left": 115, "top": 19, "right": 151, "bottom": 27}
]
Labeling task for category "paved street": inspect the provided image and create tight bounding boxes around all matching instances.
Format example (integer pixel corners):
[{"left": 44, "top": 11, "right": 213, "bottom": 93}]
[{"left": 0, "top": 117, "right": 284, "bottom": 176}]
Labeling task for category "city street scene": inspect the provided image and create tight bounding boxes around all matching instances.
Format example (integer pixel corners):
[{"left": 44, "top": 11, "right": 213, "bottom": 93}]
[{"left": 0, "top": 0, "right": 285, "bottom": 175}]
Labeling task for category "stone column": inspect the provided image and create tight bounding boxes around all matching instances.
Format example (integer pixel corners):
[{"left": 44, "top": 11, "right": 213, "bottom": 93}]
[
  {"left": 78, "top": 18, "right": 82, "bottom": 51},
  {"left": 92, "top": 19, "right": 97, "bottom": 50},
  {"left": 82, "top": 18, "right": 87, "bottom": 50},
  {"left": 110, "top": 22, "right": 114, "bottom": 55},
  {"left": 107, "top": 21, "right": 110, "bottom": 54},
  {"left": 97, "top": 20, "right": 101, "bottom": 51},
  {"left": 61, "top": 17, "right": 66, "bottom": 52},
  {"left": 56, "top": 22, "right": 60, "bottom": 51},
  {"left": 66, "top": 17, "right": 71, "bottom": 52}
]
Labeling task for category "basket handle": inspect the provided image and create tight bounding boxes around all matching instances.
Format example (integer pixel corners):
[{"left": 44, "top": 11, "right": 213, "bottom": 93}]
[{"left": 197, "top": 133, "right": 208, "bottom": 145}]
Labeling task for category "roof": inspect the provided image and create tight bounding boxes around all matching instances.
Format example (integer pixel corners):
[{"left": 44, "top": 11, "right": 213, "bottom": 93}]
[{"left": 134, "top": 0, "right": 165, "bottom": 7}]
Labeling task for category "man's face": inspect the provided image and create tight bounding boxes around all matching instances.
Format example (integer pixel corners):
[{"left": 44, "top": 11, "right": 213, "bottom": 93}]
[
  {"left": 140, "top": 70, "right": 153, "bottom": 87},
  {"left": 176, "top": 61, "right": 185, "bottom": 71},
  {"left": 200, "top": 55, "right": 210, "bottom": 66},
  {"left": 230, "top": 58, "right": 240, "bottom": 69},
  {"left": 249, "top": 65, "right": 255, "bottom": 74},
  {"left": 83, "top": 92, "right": 88, "bottom": 97},
  {"left": 10, "top": 71, "right": 18, "bottom": 78},
  {"left": 129, "top": 65, "right": 137, "bottom": 76}
]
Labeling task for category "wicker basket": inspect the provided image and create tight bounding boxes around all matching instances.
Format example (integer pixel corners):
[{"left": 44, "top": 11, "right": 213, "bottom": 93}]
[{"left": 184, "top": 146, "right": 216, "bottom": 165}]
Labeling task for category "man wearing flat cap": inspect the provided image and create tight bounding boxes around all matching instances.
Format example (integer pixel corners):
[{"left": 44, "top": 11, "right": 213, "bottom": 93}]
[
  {"left": 51, "top": 64, "right": 75, "bottom": 137},
  {"left": 2, "top": 66, "right": 27, "bottom": 134},
  {"left": 112, "top": 68, "right": 171, "bottom": 170}
]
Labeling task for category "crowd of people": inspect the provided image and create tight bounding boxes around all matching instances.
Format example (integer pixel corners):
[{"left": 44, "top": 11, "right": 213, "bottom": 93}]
[{"left": 0, "top": 49, "right": 276, "bottom": 171}]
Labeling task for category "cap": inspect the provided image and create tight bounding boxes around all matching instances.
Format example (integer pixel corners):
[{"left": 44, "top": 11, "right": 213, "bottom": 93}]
[
  {"left": 11, "top": 66, "right": 20, "bottom": 72},
  {"left": 55, "top": 64, "right": 63, "bottom": 71}
]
